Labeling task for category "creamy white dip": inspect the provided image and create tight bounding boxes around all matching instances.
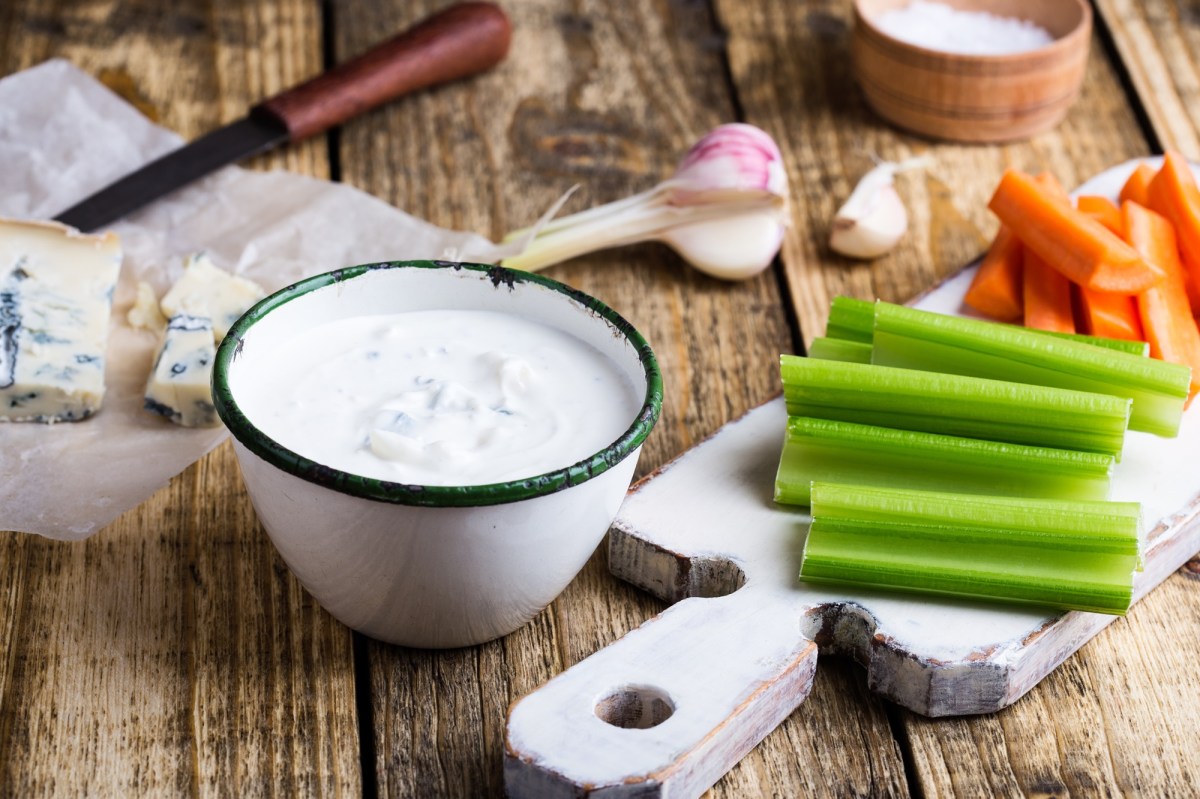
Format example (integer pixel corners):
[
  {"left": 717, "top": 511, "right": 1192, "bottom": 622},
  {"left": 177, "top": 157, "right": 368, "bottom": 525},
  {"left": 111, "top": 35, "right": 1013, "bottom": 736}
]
[{"left": 245, "top": 310, "right": 641, "bottom": 486}]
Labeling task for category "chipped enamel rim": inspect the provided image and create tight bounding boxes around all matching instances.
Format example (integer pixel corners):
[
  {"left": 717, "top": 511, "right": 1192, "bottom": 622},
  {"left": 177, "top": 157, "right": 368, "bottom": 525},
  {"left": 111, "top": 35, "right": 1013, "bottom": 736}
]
[{"left": 211, "top": 261, "right": 663, "bottom": 508}]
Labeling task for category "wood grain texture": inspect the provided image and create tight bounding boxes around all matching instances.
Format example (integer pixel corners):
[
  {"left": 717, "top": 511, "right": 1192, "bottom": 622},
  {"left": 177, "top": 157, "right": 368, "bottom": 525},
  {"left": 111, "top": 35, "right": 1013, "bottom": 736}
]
[
  {"left": 0, "top": 0, "right": 357, "bottom": 795},
  {"left": 903, "top": 570, "right": 1200, "bottom": 798},
  {"left": 716, "top": 0, "right": 1200, "bottom": 796},
  {"left": 258, "top": 1, "right": 512, "bottom": 141},
  {"left": 1093, "top": 0, "right": 1200, "bottom": 158}
]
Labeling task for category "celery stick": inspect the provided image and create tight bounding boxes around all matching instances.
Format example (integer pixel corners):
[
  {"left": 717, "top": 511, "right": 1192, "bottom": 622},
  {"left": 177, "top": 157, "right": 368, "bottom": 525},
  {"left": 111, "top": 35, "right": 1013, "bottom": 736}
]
[
  {"left": 808, "top": 337, "right": 872, "bottom": 363},
  {"left": 825, "top": 295, "right": 1148, "bottom": 355},
  {"left": 871, "top": 302, "right": 1190, "bottom": 437},
  {"left": 1036, "top": 329, "right": 1149, "bottom": 357},
  {"left": 825, "top": 296, "right": 874, "bottom": 343},
  {"left": 801, "top": 483, "right": 1140, "bottom": 615},
  {"left": 780, "top": 355, "right": 1130, "bottom": 457},
  {"left": 774, "top": 417, "right": 1113, "bottom": 506}
]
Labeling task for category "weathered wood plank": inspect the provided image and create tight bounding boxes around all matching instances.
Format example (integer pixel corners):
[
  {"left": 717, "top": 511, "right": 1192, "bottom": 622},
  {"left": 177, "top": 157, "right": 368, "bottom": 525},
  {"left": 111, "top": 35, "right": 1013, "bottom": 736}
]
[
  {"left": 0, "top": 486, "right": 196, "bottom": 795},
  {"left": 0, "top": 533, "right": 24, "bottom": 772},
  {"left": 0, "top": 0, "right": 357, "bottom": 795},
  {"left": 1094, "top": 0, "right": 1200, "bottom": 158},
  {"left": 333, "top": 0, "right": 905, "bottom": 795},
  {"left": 904, "top": 570, "right": 1200, "bottom": 798},
  {"left": 707, "top": 657, "right": 908, "bottom": 798},
  {"left": 717, "top": 0, "right": 1200, "bottom": 796}
]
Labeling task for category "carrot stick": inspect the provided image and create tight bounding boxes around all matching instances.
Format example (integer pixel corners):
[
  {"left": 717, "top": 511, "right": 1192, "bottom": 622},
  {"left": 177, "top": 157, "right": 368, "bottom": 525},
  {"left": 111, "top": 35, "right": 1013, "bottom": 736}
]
[
  {"left": 964, "top": 172, "right": 1067, "bottom": 322},
  {"left": 964, "top": 226, "right": 1024, "bottom": 321},
  {"left": 989, "top": 169, "right": 1162, "bottom": 293},
  {"left": 1070, "top": 194, "right": 1141, "bottom": 337},
  {"left": 1020, "top": 173, "right": 1081, "bottom": 333},
  {"left": 1078, "top": 286, "right": 1143, "bottom": 340},
  {"left": 1035, "top": 171, "right": 1069, "bottom": 201},
  {"left": 1124, "top": 200, "right": 1200, "bottom": 401},
  {"left": 1023, "top": 246, "right": 1076, "bottom": 334},
  {"left": 1119, "top": 162, "right": 1156, "bottom": 207},
  {"left": 1145, "top": 151, "right": 1200, "bottom": 311},
  {"left": 1077, "top": 195, "right": 1123, "bottom": 235}
]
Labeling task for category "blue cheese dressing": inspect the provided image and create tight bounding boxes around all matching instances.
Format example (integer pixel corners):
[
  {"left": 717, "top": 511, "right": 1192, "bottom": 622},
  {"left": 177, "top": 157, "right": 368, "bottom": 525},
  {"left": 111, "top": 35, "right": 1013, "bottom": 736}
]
[{"left": 246, "top": 310, "right": 641, "bottom": 486}]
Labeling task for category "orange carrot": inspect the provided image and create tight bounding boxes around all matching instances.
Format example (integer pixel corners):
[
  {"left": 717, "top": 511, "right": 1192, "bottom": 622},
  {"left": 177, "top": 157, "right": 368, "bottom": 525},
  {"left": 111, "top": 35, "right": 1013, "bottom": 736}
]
[
  {"left": 1034, "top": 171, "right": 1070, "bottom": 202},
  {"left": 1119, "top": 162, "right": 1156, "bottom": 207},
  {"left": 1145, "top": 151, "right": 1200, "bottom": 311},
  {"left": 989, "top": 169, "right": 1162, "bottom": 293},
  {"left": 1077, "top": 195, "right": 1123, "bottom": 235},
  {"left": 1124, "top": 200, "right": 1200, "bottom": 401},
  {"left": 1023, "top": 246, "right": 1076, "bottom": 333},
  {"left": 964, "top": 226, "right": 1024, "bottom": 321},
  {"left": 1023, "top": 176, "right": 1139, "bottom": 336},
  {"left": 1071, "top": 195, "right": 1140, "bottom": 336},
  {"left": 965, "top": 173, "right": 1068, "bottom": 322},
  {"left": 1078, "top": 286, "right": 1143, "bottom": 340}
]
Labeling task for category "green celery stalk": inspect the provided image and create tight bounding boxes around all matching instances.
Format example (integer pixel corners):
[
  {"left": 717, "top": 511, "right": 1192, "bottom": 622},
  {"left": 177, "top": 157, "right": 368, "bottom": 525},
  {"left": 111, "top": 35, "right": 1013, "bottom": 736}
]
[
  {"left": 808, "top": 337, "right": 872, "bottom": 363},
  {"left": 780, "top": 355, "right": 1130, "bottom": 457},
  {"left": 825, "top": 295, "right": 1149, "bottom": 355},
  {"left": 871, "top": 302, "right": 1190, "bottom": 437},
  {"left": 825, "top": 296, "right": 875, "bottom": 343},
  {"left": 775, "top": 417, "right": 1113, "bottom": 506},
  {"left": 1035, "top": 329, "right": 1149, "bottom": 357},
  {"left": 800, "top": 483, "right": 1141, "bottom": 615}
]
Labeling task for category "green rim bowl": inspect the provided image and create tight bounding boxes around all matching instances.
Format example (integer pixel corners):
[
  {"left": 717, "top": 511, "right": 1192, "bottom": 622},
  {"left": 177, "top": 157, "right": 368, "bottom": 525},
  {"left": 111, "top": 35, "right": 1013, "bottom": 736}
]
[
  {"left": 210, "top": 260, "right": 663, "bottom": 647},
  {"left": 213, "top": 260, "right": 662, "bottom": 507}
]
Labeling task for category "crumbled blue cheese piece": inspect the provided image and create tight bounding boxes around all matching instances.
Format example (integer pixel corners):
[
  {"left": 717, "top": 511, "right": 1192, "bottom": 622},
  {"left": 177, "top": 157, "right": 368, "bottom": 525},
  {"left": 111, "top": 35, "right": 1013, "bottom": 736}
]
[
  {"left": 160, "top": 252, "right": 264, "bottom": 342},
  {"left": 126, "top": 281, "right": 166, "bottom": 332},
  {"left": 0, "top": 218, "right": 123, "bottom": 423},
  {"left": 144, "top": 314, "right": 220, "bottom": 428}
]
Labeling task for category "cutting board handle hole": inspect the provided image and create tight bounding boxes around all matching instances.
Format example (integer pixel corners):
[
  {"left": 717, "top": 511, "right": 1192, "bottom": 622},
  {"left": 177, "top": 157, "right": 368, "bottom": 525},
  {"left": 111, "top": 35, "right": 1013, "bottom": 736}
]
[{"left": 593, "top": 685, "right": 674, "bottom": 729}]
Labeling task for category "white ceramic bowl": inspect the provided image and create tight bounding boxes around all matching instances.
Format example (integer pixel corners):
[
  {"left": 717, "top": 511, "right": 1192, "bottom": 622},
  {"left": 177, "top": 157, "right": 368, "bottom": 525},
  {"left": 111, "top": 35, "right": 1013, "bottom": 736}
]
[{"left": 211, "top": 261, "right": 662, "bottom": 648}]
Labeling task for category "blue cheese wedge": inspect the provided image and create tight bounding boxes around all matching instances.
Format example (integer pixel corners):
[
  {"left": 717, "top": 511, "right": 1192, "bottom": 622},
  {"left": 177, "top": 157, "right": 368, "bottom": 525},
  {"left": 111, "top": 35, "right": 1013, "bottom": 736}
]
[
  {"left": 144, "top": 314, "right": 220, "bottom": 427},
  {"left": 0, "top": 218, "right": 122, "bottom": 423},
  {"left": 160, "top": 252, "right": 264, "bottom": 342}
]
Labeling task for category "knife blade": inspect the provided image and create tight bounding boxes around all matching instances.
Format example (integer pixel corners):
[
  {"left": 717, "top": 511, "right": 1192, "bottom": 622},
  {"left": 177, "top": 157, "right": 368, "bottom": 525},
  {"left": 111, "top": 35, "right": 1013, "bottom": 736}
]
[{"left": 53, "top": 1, "right": 511, "bottom": 233}]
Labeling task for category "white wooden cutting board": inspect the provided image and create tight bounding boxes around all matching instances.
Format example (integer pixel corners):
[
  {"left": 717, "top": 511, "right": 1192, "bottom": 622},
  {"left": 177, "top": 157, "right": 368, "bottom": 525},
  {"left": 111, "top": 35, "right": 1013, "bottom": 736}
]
[{"left": 504, "top": 159, "right": 1200, "bottom": 798}]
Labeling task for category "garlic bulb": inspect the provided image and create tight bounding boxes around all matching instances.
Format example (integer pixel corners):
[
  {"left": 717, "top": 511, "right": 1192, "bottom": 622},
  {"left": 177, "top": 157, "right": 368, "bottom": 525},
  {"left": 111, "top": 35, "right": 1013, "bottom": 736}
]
[
  {"left": 500, "top": 123, "right": 790, "bottom": 280},
  {"left": 660, "top": 212, "right": 786, "bottom": 281},
  {"left": 829, "top": 156, "right": 931, "bottom": 259}
]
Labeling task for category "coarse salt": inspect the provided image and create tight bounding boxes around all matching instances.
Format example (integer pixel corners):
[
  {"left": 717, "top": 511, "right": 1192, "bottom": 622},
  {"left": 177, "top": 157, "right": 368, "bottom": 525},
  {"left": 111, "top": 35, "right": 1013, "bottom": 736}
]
[{"left": 875, "top": 1, "right": 1055, "bottom": 55}]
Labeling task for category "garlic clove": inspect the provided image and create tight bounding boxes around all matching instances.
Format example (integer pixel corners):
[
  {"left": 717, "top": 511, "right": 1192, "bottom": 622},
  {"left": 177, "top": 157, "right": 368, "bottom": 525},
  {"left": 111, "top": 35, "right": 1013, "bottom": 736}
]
[
  {"left": 829, "top": 183, "right": 910, "bottom": 259},
  {"left": 828, "top": 156, "right": 930, "bottom": 260},
  {"left": 660, "top": 211, "right": 785, "bottom": 280}
]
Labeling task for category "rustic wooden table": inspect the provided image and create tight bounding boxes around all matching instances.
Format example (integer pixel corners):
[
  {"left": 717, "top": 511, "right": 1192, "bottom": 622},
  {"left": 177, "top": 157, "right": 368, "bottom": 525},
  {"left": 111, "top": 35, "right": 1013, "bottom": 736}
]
[{"left": 2, "top": 1, "right": 1199, "bottom": 796}]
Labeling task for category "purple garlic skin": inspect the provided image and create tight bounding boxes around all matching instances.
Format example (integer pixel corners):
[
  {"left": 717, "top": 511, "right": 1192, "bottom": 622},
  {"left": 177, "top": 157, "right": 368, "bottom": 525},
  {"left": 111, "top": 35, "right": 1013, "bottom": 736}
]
[{"left": 670, "top": 123, "right": 789, "bottom": 205}]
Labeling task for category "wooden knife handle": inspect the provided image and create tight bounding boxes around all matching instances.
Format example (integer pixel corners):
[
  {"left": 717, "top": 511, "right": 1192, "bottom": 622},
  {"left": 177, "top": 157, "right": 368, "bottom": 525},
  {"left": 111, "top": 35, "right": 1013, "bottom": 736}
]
[{"left": 254, "top": 2, "right": 511, "bottom": 141}]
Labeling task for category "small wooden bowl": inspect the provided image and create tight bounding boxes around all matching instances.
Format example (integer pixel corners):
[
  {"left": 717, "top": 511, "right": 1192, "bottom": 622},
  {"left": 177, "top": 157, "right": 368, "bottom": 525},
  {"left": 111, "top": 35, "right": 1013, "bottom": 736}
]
[{"left": 852, "top": 0, "right": 1092, "bottom": 142}]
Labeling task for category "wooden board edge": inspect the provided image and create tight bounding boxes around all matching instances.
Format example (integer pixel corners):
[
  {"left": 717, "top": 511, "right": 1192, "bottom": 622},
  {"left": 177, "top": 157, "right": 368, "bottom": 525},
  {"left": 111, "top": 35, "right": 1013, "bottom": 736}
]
[{"left": 606, "top": 478, "right": 1200, "bottom": 718}]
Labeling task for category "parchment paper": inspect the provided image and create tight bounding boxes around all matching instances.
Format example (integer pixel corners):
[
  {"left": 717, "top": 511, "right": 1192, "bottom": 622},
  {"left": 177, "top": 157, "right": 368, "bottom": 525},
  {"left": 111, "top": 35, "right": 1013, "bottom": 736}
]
[{"left": 0, "top": 59, "right": 502, "bottom": 539}]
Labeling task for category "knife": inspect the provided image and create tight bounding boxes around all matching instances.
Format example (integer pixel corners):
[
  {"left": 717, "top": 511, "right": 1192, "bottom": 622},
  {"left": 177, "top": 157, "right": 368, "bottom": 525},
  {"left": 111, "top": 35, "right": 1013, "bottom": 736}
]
[{"left": 53, "top": 2, "right": 511, "bottom": 233}]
